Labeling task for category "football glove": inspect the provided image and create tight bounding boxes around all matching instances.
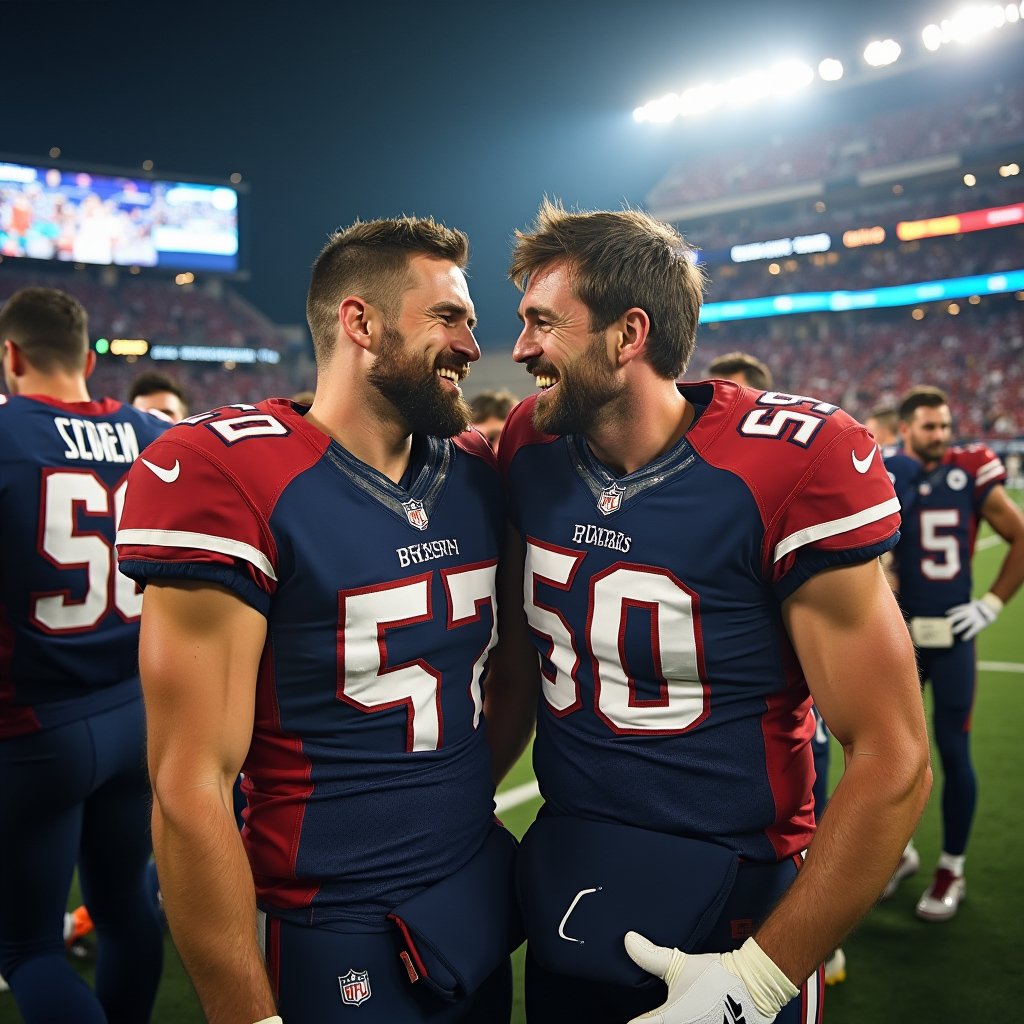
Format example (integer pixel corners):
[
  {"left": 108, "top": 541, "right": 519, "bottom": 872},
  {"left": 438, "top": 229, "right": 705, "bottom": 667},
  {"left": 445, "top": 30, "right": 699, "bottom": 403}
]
[
  {"left": 945, "top": 592, "right": 1003, "bottom": 642},
  {"left": 253, "top": 1017, "right": 282, "bottom": 1024},
  {"left": 624, "top": 933, "right": 797, "bottom": 1024}
]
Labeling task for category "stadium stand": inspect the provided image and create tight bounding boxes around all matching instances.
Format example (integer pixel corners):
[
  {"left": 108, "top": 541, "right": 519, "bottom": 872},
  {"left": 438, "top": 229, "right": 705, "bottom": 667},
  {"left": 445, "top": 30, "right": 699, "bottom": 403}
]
[{"left": 0, "top": 269, "right": 313, "bottom": 412}]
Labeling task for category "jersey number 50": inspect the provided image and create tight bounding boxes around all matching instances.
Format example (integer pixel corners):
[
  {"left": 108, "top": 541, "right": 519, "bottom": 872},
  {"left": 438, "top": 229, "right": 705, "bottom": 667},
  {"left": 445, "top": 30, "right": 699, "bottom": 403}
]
[
  {"left": 33, "top": 469, "right": 140, "bottom": 632},
  {"left": 525, "top": 539, "right": 709, "bottom": 735}
]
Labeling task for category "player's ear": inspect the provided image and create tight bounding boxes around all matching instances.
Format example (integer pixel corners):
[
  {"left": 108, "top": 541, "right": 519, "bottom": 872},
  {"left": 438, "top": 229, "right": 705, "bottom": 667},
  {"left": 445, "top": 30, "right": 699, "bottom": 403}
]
[
  {"left": 4, "top": 339, "right": 25, "bottom": 377},
  {"left": 338, "top": 296, "right": 374, "bottom": 351},
  {"left": 616, "top": 307, "right": 650, "bottom": 367},
  {"left": 83, "top": 349, "right": 96, "bottom": 379}
]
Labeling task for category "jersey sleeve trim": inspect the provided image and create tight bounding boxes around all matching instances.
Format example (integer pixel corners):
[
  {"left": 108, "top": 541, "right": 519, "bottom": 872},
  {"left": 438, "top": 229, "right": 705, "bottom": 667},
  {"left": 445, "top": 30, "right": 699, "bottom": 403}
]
[
  {"left": 773, "top": 496, "right": 901, "bottom": 563},
  {"left": 118, "top": 559, "right": 272, "bottom": 617},
  {"left": 116, "top": 527, "right": 278, "bottom": 581},
  {"left": 975, "top": 458, "right": 1006, "bottom": 489}
]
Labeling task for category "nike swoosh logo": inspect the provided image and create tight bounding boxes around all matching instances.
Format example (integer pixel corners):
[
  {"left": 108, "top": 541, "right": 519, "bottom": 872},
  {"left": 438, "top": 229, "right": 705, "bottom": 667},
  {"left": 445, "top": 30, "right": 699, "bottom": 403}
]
[
  {"left": 851, "top": 447, "right": 877, "bottom": 474},
  {"left": 140, "top": 458, "right": 181, "bottom": 483}
]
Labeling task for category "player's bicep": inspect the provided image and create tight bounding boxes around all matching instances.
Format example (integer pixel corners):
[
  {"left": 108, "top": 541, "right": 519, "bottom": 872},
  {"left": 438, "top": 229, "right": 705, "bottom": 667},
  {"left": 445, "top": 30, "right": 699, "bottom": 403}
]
[
  {"left": 782, "top": 560, "right": 920, "bottom": 751},
  {"left": 980, "top": 484, "right": 1024, "bottom": 544},
  {"left": 139, "top": 580, "right": 266, "bottom": 801}
]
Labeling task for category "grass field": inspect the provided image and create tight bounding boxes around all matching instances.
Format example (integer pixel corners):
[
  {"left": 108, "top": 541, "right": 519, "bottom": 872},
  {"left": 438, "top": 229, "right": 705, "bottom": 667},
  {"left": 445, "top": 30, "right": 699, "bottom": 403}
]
[{"left": 2, "top": 499, "right": 1021, "bottom": 1022}]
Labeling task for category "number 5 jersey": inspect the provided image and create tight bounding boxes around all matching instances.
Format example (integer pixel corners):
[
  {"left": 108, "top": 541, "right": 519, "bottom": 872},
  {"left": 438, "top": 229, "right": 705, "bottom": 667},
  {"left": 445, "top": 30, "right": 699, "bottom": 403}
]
[
  {"left": 116, "top": 398, "right": 505, "bottom": 927},
  {"left": 499, "top": 380, "right": 902, "bottom": 863},
  {"left": 0, "top": 394, "right": 168, "bottom": 738}
]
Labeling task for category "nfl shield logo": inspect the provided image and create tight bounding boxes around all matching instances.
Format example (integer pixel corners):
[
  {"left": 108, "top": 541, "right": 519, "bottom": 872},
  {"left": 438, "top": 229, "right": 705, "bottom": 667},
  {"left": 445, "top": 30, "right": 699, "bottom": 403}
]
[
  {"left": 339, "top": 968, "right": 372, "bottom": 1006},
  {"left": 403, "top": 499, "right": 429, "bottom": 530},
  {"left": 597, "top": 483, "right": 624, "bottom": 516}
]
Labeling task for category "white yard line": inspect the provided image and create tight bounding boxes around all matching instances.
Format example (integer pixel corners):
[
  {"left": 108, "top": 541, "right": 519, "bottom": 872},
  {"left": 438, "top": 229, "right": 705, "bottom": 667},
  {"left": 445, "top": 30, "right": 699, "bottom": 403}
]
[
  {"left": 976, "top": 535, "right": 1003, "bottom": 551},
  {"left": 495, "top": 779, "right": 540, "bottom": 813},
  {"left": 978, "top": 661, "right": 1024, "bottom": 674}
]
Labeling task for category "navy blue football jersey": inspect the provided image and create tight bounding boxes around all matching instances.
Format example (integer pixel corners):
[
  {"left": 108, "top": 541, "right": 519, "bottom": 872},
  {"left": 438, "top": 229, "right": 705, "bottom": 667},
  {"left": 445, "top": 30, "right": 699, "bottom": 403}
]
[
  {"left": 116, "top": 399, "right": 505, "bottom": 926},
  {"left": 0, "top": 393, "right": 169, "bottom": 738},
  {"left": 500, "top": 381, "right": 901, "bottom": 863},
  {"left": 885, "top": 444, "right": 1006, "bottom": 616}
]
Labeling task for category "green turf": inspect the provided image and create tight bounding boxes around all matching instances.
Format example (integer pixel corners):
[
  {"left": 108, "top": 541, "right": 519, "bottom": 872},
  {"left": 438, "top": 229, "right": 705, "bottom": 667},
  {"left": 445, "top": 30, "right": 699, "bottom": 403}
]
[{"left": 2, "top": 497, "right": 1020, "bottom": 1022}]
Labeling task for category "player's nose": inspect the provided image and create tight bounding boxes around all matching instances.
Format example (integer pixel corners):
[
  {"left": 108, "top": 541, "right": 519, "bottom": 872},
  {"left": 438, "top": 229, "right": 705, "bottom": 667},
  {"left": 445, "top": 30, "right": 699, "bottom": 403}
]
[{"left": 512, "top": 326, "right": 538, "bottom": 364}]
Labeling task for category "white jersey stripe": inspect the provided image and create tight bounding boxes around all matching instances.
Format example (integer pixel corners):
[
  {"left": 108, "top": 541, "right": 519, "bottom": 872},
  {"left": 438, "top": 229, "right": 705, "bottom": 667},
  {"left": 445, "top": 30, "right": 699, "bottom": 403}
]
[
  {"left": 116, "top": 527, "right": 278, "bottom": 581},
  {"left": 773, "top": 497, "right": 901, "bottom": 564},
  {"left": 975, "top": 460, "right": 1005, "bottom": 487}
]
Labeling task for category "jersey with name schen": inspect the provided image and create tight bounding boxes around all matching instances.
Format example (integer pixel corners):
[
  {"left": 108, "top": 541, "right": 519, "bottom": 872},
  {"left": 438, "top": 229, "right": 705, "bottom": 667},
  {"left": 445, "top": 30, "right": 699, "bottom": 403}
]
[
  {"left": 117, "top": 398, "right": 504, "bottom": 927},
  {"left": 500, "top": 381, "right": 900, "bottom": 863},
  {"left": 0, "top": 393, "right": 168, "bottom": 739},
  {"left": 884, "top": 444, "right": 1006, "bottom": 617}
]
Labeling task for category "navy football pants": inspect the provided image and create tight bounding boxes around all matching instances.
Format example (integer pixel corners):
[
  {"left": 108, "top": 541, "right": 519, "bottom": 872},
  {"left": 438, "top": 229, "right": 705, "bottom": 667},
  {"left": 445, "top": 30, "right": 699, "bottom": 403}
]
[
  {"left": 918, "top": 639, "right": 977, "bottom": 856},
  {"left": 525, "top": 857, "right": 823, "bottom": 1024},
  {"left": 264, "top": 914, "right": 512, "bottom": 1023},
  {"left": 0, "top": 696, "right": 163, "bottom": 1023}
]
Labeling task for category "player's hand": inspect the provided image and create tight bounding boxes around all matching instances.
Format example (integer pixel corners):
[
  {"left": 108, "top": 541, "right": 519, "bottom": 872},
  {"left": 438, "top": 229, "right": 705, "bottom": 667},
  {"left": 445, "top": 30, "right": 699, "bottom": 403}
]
[
  {"left": 945, "top": 592, "right": 1003, "bottom": 641},
  {"left": 623, "top": 932, "right": 776, "bottom": 1024}
]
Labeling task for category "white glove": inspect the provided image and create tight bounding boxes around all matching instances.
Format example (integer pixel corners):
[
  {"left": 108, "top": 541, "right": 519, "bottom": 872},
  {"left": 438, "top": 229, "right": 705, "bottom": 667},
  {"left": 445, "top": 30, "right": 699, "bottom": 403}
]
[
  {"left": 945, "top": 592, "right": 1003, "bottom": 641},
  {"left": 624, "top": 932, "right": 796, "bottom": 1024},
  {"left": 253, "top": 1017, "right": 282, "bottom": 1024}
]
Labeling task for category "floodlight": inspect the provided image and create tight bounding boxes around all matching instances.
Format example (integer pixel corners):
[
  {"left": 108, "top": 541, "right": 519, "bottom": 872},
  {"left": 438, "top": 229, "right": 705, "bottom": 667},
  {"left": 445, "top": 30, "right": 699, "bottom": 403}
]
[
  {"left": 1008, "top": 5, "right": 1021, "bottom": 24},
  {"left": 922, "top": 24, "right": 943, "bottom": 49},
  {"left": 863, "top": 39, "right": 902, "bottom": 67},
  {"left": 818, "top": 58, "right": 844, "bottom": 81},
  {"left": 963, "top": 173, "right": 977, "bottom": 186},
  {"left": 772, "top": 59, "right": 814, "bottom": 94}
]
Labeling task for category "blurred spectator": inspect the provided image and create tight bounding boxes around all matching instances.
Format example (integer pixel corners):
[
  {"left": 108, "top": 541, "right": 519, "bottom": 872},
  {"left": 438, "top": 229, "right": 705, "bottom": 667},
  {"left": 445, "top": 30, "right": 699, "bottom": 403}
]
[
  {"left": 706, "top": 351, "right": 773, "bottom": 389},
  {"left": 866, "top": 406, "right": 899, "bottom": 448},
  {"left": 470, "top": 388, "right": 518, "bottom": 450},
  {"left": 129, "top": 371, "right": 189, "bottom": 422}
]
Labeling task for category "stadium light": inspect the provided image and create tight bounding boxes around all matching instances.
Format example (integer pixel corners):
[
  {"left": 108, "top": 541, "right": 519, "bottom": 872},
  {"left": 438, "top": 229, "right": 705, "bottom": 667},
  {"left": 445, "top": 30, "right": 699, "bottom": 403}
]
[
  {"left": 920, "top": 4, "right": 1022, "bottom": 50},
  {"left": 863, "top": 39, "right": 902, "bottom": 67},
  {"left": 817, "top": 58, "right": 844, "bottom": 81},
  {"left": 963, "top": 173, "right": 977, "bottom": 186}
]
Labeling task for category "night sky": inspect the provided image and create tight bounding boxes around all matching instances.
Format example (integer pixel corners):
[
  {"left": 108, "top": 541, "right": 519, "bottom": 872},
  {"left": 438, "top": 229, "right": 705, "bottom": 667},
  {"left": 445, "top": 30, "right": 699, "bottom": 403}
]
[{"left": 4, "top": 0, "right": 968, "bottom": 348}]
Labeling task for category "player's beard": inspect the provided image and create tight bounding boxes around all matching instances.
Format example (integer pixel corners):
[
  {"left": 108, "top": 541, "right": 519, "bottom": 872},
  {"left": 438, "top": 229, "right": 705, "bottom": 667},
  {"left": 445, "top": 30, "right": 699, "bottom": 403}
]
[
  {"left": 531, "top": 331, "right": 626, "bottom": 437},
  {"left": 909, "top": 435, "right": 948, "bottom": 464},
  {"left": 367, "top": 323, "right": 472, "bottom": 438}
]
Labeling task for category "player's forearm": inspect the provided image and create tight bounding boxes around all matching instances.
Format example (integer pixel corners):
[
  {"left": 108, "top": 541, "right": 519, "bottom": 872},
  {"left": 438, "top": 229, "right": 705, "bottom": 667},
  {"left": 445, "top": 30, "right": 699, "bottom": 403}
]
[
  {"left": 754, "top": 734, "right": 931, "bottom": 985},
  {"left": 153, "top": 790, "right": 277, "bottom": 1024},
  {"left": 989, "top": 536, "right": 1024, "bottom": 605}
]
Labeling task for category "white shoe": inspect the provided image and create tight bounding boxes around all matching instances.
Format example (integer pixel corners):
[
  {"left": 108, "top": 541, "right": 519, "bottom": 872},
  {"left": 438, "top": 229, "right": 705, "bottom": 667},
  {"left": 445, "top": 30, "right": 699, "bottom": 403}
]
[
  {"left": 881, "top": 843, "right": 921, "bottom": 899},
  {"left": 824, "top": 947, "right": 847, "bottom": 986},
  {"left": 0, "top": 971, "right": 8, "bottom": 993},
  {"left": 916, "top": 868, "right": 965, "bottom": 921}
]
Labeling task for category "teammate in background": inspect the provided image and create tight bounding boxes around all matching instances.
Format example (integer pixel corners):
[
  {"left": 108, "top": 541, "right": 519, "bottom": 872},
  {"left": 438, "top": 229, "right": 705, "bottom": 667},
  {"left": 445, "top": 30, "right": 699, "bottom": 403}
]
[
  {"left": 0, "top": 288, "right": 166, "bottom": 1022},
  {"left": 865, "top": 405, "right": 899, "bottom": 454},
  {"left": 498, "top": 201, "right": 930, "bottom": 1024},
  {"left": 470, "top": 388, "right": 518, "bottom": 451},
  {"left": 128, "top": 370, "right": 189, "bottom": 422},
  {"left": 883, "top": 385, "right": 1024, "bottom": 920},
  {"left": 706, "top": 350, "right": 773, "bottom": 390},
  {"left": 117, "top": 218, "right": 526, "bottom": 1024}
]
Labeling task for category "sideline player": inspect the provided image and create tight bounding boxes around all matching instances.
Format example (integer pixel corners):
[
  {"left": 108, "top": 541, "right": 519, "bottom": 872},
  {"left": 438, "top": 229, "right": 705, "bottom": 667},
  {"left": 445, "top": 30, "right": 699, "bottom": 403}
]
[
  {"left": 128, "top": 370, "right": 189, "bottom": 422},
  {"left": 883, "top": 385, "right": 1024, "bottom": 919},
  {"left": 865, "top": 405, "right": 899, "bottom": 454},
  {"left": 706, "top": 350, "right": 773, "bottom": 391},
  {"left": 117, "top": 218, "right": 524, "bottom": 1024},
  {"left": 470, "top": 388, "right": 518, "bottom": 451},
  {"left": 498, "top": 201, "right": 931, "bottom": 1024},
  {"left": 0, "top": 287, "right": 166, "bottom": 1022}
]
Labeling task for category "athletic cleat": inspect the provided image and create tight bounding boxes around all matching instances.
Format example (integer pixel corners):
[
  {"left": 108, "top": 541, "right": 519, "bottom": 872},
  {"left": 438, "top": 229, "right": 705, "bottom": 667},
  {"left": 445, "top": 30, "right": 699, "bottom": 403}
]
[
  {"left": 881, "top": 843, "right": 921, "bottom": 899},
  {"left": 65, "top": 905, "right": 94, "bottom": 946},
  {"left": 915, "top": 869, "right": 965, "bottom": 921},
  {"left": 0, "top": 971, "right": 8, "bottom": 993},
  {"left": 824, "top": 947, "right": 847, "bottom": 986}
]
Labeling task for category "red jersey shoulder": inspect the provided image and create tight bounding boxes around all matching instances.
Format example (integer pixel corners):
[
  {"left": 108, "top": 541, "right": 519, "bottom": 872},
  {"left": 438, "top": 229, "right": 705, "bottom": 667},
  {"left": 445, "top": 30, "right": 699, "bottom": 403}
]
[
  {"left": 455, "top": 425, "right": 498, "bottom": 468},
  {"left": 685, "top": 382, "right": 872, "bottom": 498},
  {"left": 497, "top": 394, "right": 556, "bottom": 476},
  {"left": 131, "top": 399, "right": 329, "bottom": 518},
  {"left": 949, "top": 444, "right": 1006, "bottom": 494}
]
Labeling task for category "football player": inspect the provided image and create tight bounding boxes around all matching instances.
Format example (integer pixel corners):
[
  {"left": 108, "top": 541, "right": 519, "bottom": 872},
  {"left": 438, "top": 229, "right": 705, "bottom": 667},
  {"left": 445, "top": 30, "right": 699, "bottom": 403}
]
[
  {"left": 882, "top": 386, "right": 1024, "bottom": 919},
  {"left": 496, "top": 201, "right": 931, "bottom": 1024},
  {"left": 117, "top": 218, "right": 529, "bottom": 1024},
  {"left": 0, "top": 287, "right": 167, "bottom": 1022}
]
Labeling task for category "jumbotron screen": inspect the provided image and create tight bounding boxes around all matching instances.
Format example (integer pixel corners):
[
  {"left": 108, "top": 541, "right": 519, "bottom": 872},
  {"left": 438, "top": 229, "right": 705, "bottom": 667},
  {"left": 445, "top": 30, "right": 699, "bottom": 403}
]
[{"left": 0, "top": 158, "right": 240, "bottom": 272}]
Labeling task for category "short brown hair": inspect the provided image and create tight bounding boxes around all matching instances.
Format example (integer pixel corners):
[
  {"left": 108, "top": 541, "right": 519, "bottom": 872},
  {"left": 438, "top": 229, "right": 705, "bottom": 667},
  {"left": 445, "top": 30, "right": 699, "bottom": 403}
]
[
  {"left": 0, "top": 287, "right": 89, "bottom": 374},
  {"left": 128, "top": 371, "right": 188, "bottom": 410},
  {"left": 509, "top": 199, "right": 705, "bottom": 379},
  {"left": 306, "top": 217, "right": 469, "bottom": 364},
  {"left": 470, "top": 389, "right": 518, "bottom": 423},
  {"left": 899, "top": 386, "right": 948, "bottom": 423},
  {"left": 707, "top": 351, "right": 773, "bottom": 390},
  {"left": 866, "top": 405, "right": 898, "bottom": 432}
]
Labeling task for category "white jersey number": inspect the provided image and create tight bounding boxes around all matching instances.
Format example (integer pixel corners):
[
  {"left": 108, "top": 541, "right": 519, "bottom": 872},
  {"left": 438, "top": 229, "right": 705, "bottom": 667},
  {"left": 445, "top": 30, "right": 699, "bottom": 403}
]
[
  {"left": 33, "top": 470, "right": 140, "bottom": 632},
  {"left": 525, "top": 541, "right": 707, "bottom": 733},
  {"left": 337, "top": 563, "right": 497, "bottom": 751},
  {"left": 919, "top": 508, "right": 962, "bottom": 580}
]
